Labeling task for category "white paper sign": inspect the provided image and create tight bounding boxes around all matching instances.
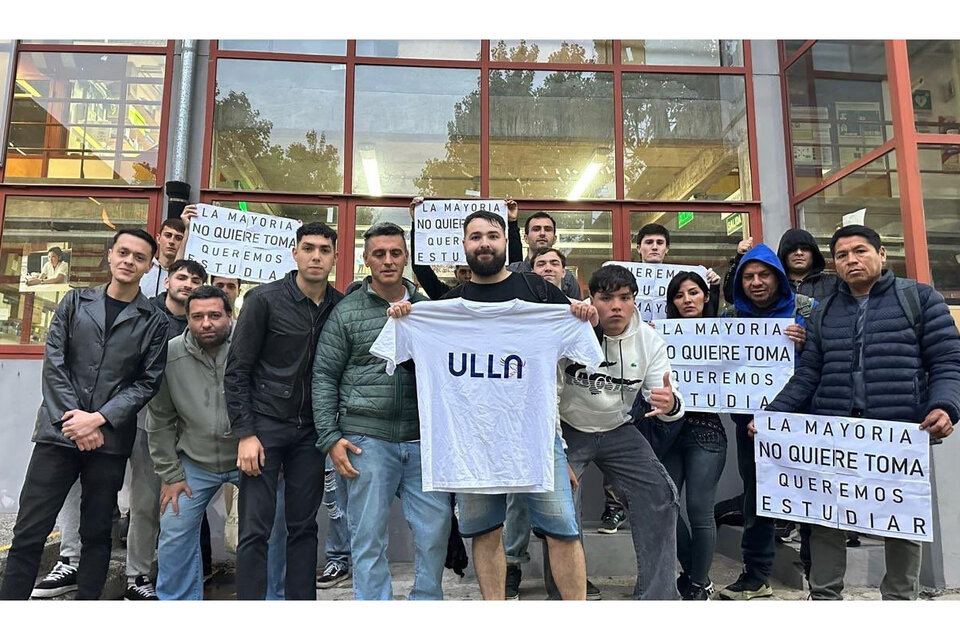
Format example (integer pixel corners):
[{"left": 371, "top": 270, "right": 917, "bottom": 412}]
[
  {"left": 603, "top": 261, "right": 709, "bottom": 321},
  {"left": 842, "top": 208, "right": 866, "bottom": 227},
  {"left": 184, "top": 204, "right": 301, "bottom": 284},
  {"left": 755, "top": 411, "right": 932, "bottom": 542},
  {"left": 414, "top": 199, "right": 507, "bottom": 266},
  {"left": 655, "top": 318, "right": 795, "bottom": 413}
]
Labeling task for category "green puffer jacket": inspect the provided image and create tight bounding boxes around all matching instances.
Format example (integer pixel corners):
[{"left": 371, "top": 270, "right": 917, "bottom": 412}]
[{"left": 312, "top": 278, "right": 427, "bottom": 453}]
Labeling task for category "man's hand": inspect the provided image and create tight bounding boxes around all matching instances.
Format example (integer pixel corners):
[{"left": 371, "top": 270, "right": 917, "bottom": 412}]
[
  {"left": 181, "top": 203, "right": 198, "bottom": 231},
  {"left": 645, "top": 372, "right": 677, "bottom": 418},
  {"left": 920, "top": 409, "right": 954, "bottom": 439},
  {"left": 784, "top": 323, "right": 807, "bottom": 349},
  {"left": 570, "top": 301, "right": 599, "bottom": 327},
  {"left": 61, "top": 410, "right": 107, "bottom": 440},
  {"left": 329, "top": 438, "right": 362, "bottom": 478},
  {"left": 387, "top": 301, "right": 413, "bottom": 319},
  {"left": 506, "top": 199, "right": 518, "bottom": 222},
  {"left": 746, "top": 419, "right": 757, "bottom": 438},
  {"left": 159, "top": 480, "right": 193, "bottom": 516},
  {"left": 237, "top": 435, "right": 265, "bottom": 476},
  {"left": 409, "top": 196, "right": 424, "bottom": 219},
  {"left": 567, "top": 463, "right": 579, "bottom": 492},
  {"left": 74, "top": 429, "right": 104, "bottom": 451},
  {"left": 705, "top": 268, "right": 721, "bottom": 286},
  {"left": 737, "top": 236, "right": 754, "bottom": 255}
]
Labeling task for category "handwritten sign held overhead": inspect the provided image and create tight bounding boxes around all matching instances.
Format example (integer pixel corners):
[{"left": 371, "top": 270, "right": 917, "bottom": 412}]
[{"left": 413, "top": 199, "right": 508, "bottom": 266}]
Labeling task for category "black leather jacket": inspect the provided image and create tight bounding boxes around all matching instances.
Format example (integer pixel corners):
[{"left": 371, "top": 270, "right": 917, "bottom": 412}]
[
  {"left": 32, "top": 285, "right": 169, "bottom": 456},
  {"left": 224, "top": 271, "right": 344, "bottom": 438}
]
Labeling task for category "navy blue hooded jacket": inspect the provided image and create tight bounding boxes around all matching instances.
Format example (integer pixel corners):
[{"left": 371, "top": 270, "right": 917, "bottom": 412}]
[
  {"left": 767, "top": 269, "right": 960, "bottom": 424},
  {"left": 722, "top": 243, "right": 816, "bottom": 325}
]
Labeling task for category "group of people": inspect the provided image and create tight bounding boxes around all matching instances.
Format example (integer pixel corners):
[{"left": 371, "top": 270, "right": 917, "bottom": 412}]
[{"left": 1, "top": 196, "right": 958, "bottom": 602}]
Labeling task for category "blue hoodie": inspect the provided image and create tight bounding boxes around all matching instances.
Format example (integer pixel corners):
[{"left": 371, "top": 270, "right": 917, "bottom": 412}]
[{"left": 725, "top": 243, "right": 816, "bottom": 326}]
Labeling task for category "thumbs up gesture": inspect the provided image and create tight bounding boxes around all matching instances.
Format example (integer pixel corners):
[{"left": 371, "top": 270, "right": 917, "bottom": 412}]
[{"left": 644, "top": 371, "right": 677, "bottom": 418}]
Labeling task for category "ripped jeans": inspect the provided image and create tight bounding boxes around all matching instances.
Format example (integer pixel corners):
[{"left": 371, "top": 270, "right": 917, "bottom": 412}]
[{"left": 323, "top": 455, "right": 351, "bottom": 569}]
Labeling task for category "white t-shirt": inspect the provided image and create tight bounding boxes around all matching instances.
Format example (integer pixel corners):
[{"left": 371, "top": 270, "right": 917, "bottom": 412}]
[
  {"left": 370, "top": 298, "right": 604, "bottom": 493},
  {"left": 139, "top": 258, "right": 168, "bottom": 297}
]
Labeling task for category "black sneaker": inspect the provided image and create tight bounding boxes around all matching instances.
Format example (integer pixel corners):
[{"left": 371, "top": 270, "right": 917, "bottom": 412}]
[
  {"left": 505, "top": 564, "right": 521, "bottom": 600},
  {"left": 684, "top": 581, "right": 713, "bottom": 601},
  {"left": 586, "top": 579, "right": 601, "bottom": 601},
  {"left": 316, "top": 561, "right": 351, "bottom": 589},
  {"left": 124, "top": 575, "right": 158, "bottom": 600},
  {"left": 597, "top": 507, "right": 627, "bottom": 534},
  {"left": 31, "top": 558, "right": 78, "bottom": 598},
  {"left": 717, "top": 572, "right": 773, "bottom": 600},
  {"left": 677, "top": 572, "right": 691, "bottom": 596}
]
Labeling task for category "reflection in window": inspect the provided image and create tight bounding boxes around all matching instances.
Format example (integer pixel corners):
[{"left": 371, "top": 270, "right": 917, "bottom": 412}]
[
  {"left": 0, "top": 40, "right": 13, "bottom": 158},
  {"left": 353, "top": 207, "right": 415, "bottom": 283},
  {"left": 621, "top": 40, "right": 742, "bottom": 67},
  {"left": 20, "top": 40, "right": 167, "bottom": 46},
  {"left": 907, "top": 41, "right": 960, "bottom": 134},
  {"left": 629, "top": 211, "right": 749, "bottom": 278},
  {"left": 622, "top": 74, "right": 750, "bottom": 201},
  {"left": 0, "top": 197, "right": 149, "bottom": 345},
  {"left": 795, "top": 153, "right": 905, "bottom": 276},
  {"left": 4, "top": 53, "right": 166, "bottom": 185},
  {"left": 211, "top": 59, "right": 345, "bottom": 193},
  {"left": 489, "top": 70, "right": 615, "bottom": 200},
  {"left": 357, "top": 40, "right": 479, "bottom": 60},
  {"left": 786, "top": 40, "right": 892, "bottom": 194},
  {"left": 516, "top": 210, "right": 613, "bottom": 293},
  {"left": 218, "top": 40, "right": 347, "bottom": 55},
  {"left": 492, "top": 40, "right": 613, "bottom": 64},
  {"left": 918, "top": 145, "right": 960, "bottom": 303},
  {"left": 783, "top": 40, "right": 809, "bottom": 61},
  {"left": 354, "top": 66, "right": 480, "bottom": 197}
]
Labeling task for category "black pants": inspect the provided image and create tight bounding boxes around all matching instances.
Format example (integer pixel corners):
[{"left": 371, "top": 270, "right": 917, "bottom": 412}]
[
  {"left": 236, "top": 424, "right": 324, "bottom": 600},
  {"left": 733, "top": 414, "right": 776, "bottom": 581},
  {"left": 0, "top": 443, "right": 127, "bottom": 600}
]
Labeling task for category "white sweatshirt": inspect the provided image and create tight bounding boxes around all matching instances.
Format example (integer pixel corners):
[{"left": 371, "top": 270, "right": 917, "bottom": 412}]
[{"left": 559, "top": 308, "right": 685, "bottom": 433}]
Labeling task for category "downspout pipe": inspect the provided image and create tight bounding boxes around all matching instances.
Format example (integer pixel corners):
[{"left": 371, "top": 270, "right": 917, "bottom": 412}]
[{"left": 166, "top": 39, "right": 197, "bottom": 220}]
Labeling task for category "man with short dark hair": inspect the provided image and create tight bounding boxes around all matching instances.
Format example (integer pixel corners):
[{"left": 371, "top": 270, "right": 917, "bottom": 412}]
[
  {"left": 508, "top": 210, "right": 583, "bottom": 299},
  {"left": 764, "top": 224, "right": 960, "bottom": 600},
  {"left": 141, "top": 218, "right": 187, "bottom": 297},
  {"left": 225, "top": 221, "right": 344, "bottom": 600},
  {"left": 0, "top": 229, "right": 169, "bottom": 601},
  {"left": 211, "top": 276, "right": 242, "bottom": 307}
]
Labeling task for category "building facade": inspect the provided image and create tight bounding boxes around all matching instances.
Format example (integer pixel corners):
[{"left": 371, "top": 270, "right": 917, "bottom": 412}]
[{"left": 0, "top": 39, "right": 958, "bottom": 586}]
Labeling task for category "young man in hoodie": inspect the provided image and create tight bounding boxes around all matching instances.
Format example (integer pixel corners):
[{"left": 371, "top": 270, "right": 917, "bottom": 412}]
[
  {"left": 559, "top": 263, "right": 685, "bottom": 600},
  {"left": 717, "top": 243, "right": 815, "bottom": 600}
]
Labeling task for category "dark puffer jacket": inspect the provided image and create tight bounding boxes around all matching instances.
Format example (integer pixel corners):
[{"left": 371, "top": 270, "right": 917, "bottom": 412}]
[
  {"left": 777, "top": 228, "right": 840, "bottom": 300},
  {"left": 767, "top": 269, "right": 960, "bottom": 424}
]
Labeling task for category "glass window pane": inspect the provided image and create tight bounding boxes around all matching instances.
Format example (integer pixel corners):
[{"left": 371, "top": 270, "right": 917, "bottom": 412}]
[
  {"left": 516, "top": 210, "right": 613, "bottom": 294},
  {"left": 786, "top": 40, "right": 892, "bottom": 194},
  {"left": 492, "top": 40, "right": 614, "bottom": 64},
  {"left": 0, "top": 40, "right": 13, "bottom": 161},
  {"left": 0, "top": 196, "right": 149, "bottom": 345},
  {"left": 796, "top": 152, "right": 905, "bottom": 276},
  {"left": 353, "top": 207, "right": 416, "bottom": 283},
  {"left": 21, "top": 40, "right": 166, "bottom": 46},
  {"left": 907, "top": 41, "right": 960, "bottom": 134},
  {"left": 919, "top": 144, "right": 960, "bottom": 304},
  {"left": 353, "top": 66, "right": 480, "bottom": 197},
  {"left": 211, "top": 59, "right": 345, "bottom": 193},
  {"left": 218, "top": 40, "right": 347, "bottom": 56},
  {"left": 357, "top": 40, "right": 479, "bottom": 60},
  {"left": 621, "top": 40, "right": 742, "bottom": 67},
  {"left": 489, "top": 70, "right": 615, "bottom": 200},
  {"left": 4, "top": 53, "right": 166, "bottom": 185},
  {"left": 783, "top": 40, "right": 809, "bottom": 61},
  {"left": 622, "top": 73, "right": 751, "bottom": 201},
  {"left": 629, "top": 211, "right": 750, "bottom": 274}
]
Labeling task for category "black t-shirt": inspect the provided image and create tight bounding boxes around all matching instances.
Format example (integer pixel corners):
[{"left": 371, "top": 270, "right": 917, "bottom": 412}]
[
  {"left": 441, "top": 271, "right": 569, "bottom": 304},
  {"left": 104, "top": 294, "right": 130, "bottom": 330}
]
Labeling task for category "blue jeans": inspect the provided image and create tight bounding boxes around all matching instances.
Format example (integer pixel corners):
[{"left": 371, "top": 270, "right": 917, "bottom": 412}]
[
  {"left": 503, "top": 494, "right": 531, "bottom": 565},
  {"left": 733, "top": 413, "right": 776, "bottom": 581},
  {"left": 342, "top": 435, "right": 451, "bottom": 600},
  {"left": 157, "top": 456, "right": 286, "bottom": 600},
  {"left": 266, "top": 475, "right": 286, "bottom": 600},
  {"left": 661, "top": 423, "right": 727, "bottom": 586},
  {"left": 323, "top": 455, "right": 351, "bottom": 568}
]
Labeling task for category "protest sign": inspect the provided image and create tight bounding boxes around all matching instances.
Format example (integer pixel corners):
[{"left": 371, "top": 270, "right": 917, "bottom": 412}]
[
  {"left": 184, "top": 204, "right": 301, "bottom": 283},
  {"left": 655, "top": 318, "right": 794, "bottom": 412},
  {"left": 603, "top": 261, "right": 708, "bottom": 321},
  {"left": 413, "top": 199, "right": 507, "bottom": 266},
  {"left": 755, "top": 410, "right": 932, "bottom": 542}
]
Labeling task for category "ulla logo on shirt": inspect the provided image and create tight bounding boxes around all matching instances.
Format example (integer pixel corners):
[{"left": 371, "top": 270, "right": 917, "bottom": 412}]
[{"left": 448, "top": 352, "right": 525, "bottom": 379}]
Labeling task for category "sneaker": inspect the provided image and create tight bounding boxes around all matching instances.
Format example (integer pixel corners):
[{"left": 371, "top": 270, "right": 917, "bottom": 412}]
[
  {"left": 717, "top": 572, "right": 773, "bottom": 600},
  {"left": 684, "top": 582, "right": 712, "bottom": 601},
  {"left": 316, "top": 561, "right": 351, "bottom": 589},
  {"left": 597, "top": 507, "right": 627, "bottom": 534},
  {"left": 505, "top": 564, "right": 521, "bottom": 600},
  {"left": 124, "top": 575, "right": 158, "bottom": 600},
  {"left": 31, "top": 558, "right": 78, "bottom": 598},
  {"left": 586, "top": 579, "right": 601, "bottom": 601},
  {"left": 677, "top": 572, "right": 691, "bottom": 596}
]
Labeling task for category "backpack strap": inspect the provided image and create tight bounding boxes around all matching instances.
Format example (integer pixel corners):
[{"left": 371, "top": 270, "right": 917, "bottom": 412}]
[
  {"left": 794, "top": 293, "right": 816, "bottom": 320},
  {"left": 520, "top": 271, "right": 551, "bottom": 303},
  {"left": 809, "top": 292, "right": 835, "bottom": 346},
  {"left": 894, "top": 278, "right": 924, "bottom": 343}
]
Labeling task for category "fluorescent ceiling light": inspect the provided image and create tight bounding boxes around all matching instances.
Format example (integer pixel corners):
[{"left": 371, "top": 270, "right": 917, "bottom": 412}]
[
  {"left": 359, "top": 146, "right": 382, "bottom": 197},
  {"left": 567, "top": 161, "right": 602, "bottom": 201}
]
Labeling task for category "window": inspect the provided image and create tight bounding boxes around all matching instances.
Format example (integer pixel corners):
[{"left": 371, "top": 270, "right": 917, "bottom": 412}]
[
  {"left": 0, "top": 196, "right": 150, "bottom": 345},
  {"left": 907, "top": 41, "right": 960, "bottom": 134},
  {"left": 621, "top": 40, "right": 742, "bottom": 67},
  {"left": 357, "top": 40, "right": 479, "bottom": 60},
  {"left": 516, "top": 210, "right": 614, "bottom": 293},
  {"left": 0, "top": 40, "right": 13, "bottom": 161},
  {"left": 20, "top": 40, "right": 167, "bottom": 47},
  {"left": 211, "top": 59, "right": 345, "bottom": 193},
  {"left": 492, "top": 40, "right": 614, "bottom": 64},
  {"left": 622, "top": 74, "right": 750, "bottom": 201},
  {"left": 4, "top": 53, "right": 166, "bottom": 185},
  {"left": 218, "top": 40, "right": 347, "bottom": 56},
  {"left": 919, "top": 144, "right": 960, "bottom": 304}
]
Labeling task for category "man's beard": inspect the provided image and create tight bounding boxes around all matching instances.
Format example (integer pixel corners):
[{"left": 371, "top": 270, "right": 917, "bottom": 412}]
[
  {"left": 168, "top": 288, "right": 190, "bottom": 305},
  {"left": 466, "top": 247, "right": 506, "bottom": 277},
  {"left": 194, "top": 326, "right": 230, "bottom": 349}
]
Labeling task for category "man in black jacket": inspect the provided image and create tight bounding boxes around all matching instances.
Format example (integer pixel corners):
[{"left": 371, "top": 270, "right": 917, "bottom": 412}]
[
  {"left": 224, "top": 221, "right": 344, "bottom": 600},
  {"left": 507, "top": 210, "right": 583, "bottom": 300},
  {"left": 762, "top": 224, "right": 960, "bottom": 600},
  {"left": 0, "top": 229, "right": 169, "bottom": 600}
]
